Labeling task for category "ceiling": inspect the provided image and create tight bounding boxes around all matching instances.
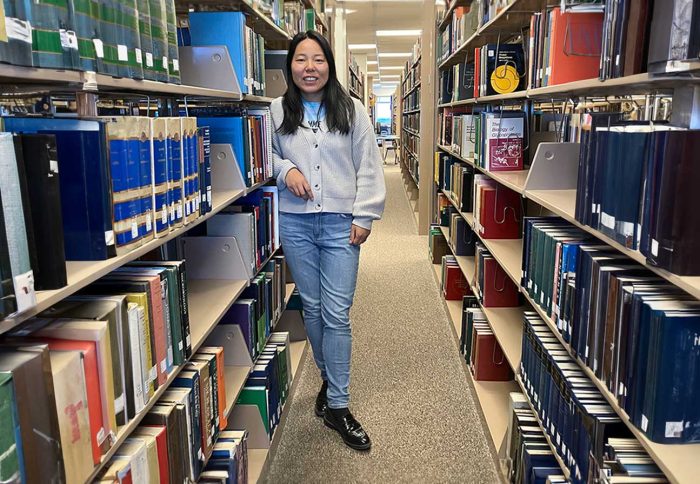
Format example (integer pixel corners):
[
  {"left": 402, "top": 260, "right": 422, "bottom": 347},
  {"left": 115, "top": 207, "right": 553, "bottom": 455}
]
[{"left": 328, "top": 0, "right": 427, "bottom": 87}]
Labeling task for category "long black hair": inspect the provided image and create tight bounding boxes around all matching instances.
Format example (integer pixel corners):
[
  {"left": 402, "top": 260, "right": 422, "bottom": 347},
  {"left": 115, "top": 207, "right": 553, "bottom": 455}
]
[{"left": 279, "top": 30, "right": 355, "bottom": 135}]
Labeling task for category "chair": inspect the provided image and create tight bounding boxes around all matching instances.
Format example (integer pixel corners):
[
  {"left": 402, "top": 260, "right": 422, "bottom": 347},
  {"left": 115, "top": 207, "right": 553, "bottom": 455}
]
[{"left": 383, "top": 138, "right": 398, "bottom": 164}]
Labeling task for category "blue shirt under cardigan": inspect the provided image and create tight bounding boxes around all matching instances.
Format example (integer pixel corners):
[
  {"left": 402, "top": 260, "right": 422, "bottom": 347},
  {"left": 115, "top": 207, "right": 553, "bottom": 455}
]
[{"left": 270, "top": 97, "right": 386, "bottom": 231}]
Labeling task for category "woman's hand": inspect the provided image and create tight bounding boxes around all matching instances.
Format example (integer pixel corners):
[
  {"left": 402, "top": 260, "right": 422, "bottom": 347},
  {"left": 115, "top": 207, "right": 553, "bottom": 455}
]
[
  {"left": 285, "top": 168, "right": 315, "bottom": 201},
  {"left": 350, "top": 224, "right": 371, "bottom": 246}
]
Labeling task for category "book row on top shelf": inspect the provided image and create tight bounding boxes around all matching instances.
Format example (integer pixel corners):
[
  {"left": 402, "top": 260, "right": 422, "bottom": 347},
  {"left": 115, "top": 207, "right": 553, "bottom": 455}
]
[{"left": 437, "top": 0, "right": 699, "bottom": 99}]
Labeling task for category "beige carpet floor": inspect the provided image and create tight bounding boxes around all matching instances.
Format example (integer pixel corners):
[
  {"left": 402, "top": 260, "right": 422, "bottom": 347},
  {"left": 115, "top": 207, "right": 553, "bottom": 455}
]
[{"left": 263, "top": 163, "right": 501, "bottom": 483}]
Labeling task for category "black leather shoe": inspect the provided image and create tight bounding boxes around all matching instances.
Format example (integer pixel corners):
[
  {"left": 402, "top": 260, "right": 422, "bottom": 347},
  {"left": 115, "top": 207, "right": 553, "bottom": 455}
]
[
  {"left": 315, "top": 381, "right": 328, "bottom": 417},
  {"left": 323, "top": 408, "right": 371, "bottom": 451}
]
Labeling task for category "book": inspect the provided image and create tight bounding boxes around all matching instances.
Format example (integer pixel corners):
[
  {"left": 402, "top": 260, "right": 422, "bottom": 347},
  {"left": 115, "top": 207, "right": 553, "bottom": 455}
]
[
  {"left": 142, "top": 404, "right": 188, "bottom": 484},
  {"left": 0, "top": 133, "right": 35, "bottom": 313},
  {"left": 647, "top": 0, "right": 700, "bottom": 73},
  {"left": 3, "top": 118, "right": 117, "bottom": 261},
  {"left": 481, "top": 43, "right": 525, "bottom": 96},
  {"left": 12, "top": 133, "right": 67, "bottom": 290},
  {"left": 0, "top": 372, "right": 23, "bottom": 483},
  {"left": 49, "top": 350, "right": 93, "bottom": 483},
  {"left": 0, "top": 345, "right": 64, "bottom": 481},
  {"left": 132, "top": 426, "right": 170, "bottom": 484}
]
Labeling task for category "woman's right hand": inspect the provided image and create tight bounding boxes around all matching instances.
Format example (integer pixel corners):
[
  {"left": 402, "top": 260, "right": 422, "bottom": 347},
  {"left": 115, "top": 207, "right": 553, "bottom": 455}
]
[{"left": 285, "top": 168, "right": 315, "bottom": 201}]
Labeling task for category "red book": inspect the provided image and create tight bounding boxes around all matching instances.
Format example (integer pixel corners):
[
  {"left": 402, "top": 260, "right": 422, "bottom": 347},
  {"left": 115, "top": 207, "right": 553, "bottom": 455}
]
[
  {"left": 471, "top": 327, "right": 513, "bottom": 381},
  {"left": 477, "top": 184, "right": 521, "bottom": 239},
  {"left": 443, "top": 264, "right": 471, "bottom": 300},
  {"left": 547, "top": 8, "right": 604, "bottom": 86},
  {"left": 482, "top": 257, "right": 520, "bottom": 307},
  {"left": 41, "top": 339, "right": 106, "bottom": 464},
  {"left": 134, "top": 426, "right": 169, "bottom": 484}
]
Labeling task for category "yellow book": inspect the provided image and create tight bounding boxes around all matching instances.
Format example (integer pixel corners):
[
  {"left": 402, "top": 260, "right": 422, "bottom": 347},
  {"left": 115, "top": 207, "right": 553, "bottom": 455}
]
[
  {"left": 49, "top": 350, "right": 93, "bottom": 483},
  {"left": 129, "top": 435, "right": 159, "bottom": 484}
]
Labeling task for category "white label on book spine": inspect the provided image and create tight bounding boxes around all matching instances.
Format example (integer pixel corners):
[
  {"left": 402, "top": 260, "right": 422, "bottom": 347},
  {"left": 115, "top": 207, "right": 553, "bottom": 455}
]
[
  {"left": 177, "top": 203, "right": 183, "bottom": 219},
  {"left": 145, "top": 52, "right": 153, "bottom": 68},
  {"left": 49, "top": 159, "right": 59, "bottom": 174},
  {"left": 93, "top": 39, "right": 104, "bottom": 58},
  {"left": 96, "top": 427, "right": 107, "bottom": 444},
  {"left": 114, "top": 394, "right": 125, "bottom": 413},
  {"left": 600, "top": 212, "right": 615, "bottom": 229},
  {"left": 162, "top": 56, "right": 168, "bottom": 70},
  {"left": 117, "top": 44, "right": 128, "bottom": 62},
  {"left": 666, "top": 422, "right": 684, "bottom": 438},
  {"left": 167, "top": 348, "right": 173, "bottom": 365},
  {"left": 6, "top": 18, "right": 32, "bottom": 43},
  {"left": 178, "top": 341, "right": 183, "bottom": 351},
  {"left": 651, "top": 239, "right": 659, "bottom": 257},
  {"left": 172, "top": 59, "right": 179, "bottom": 72},
  {"left": 135, "top": 48, "right": 143, "bottom": 65},
  {"left": 13, "top": 271, "right": 35, "bottom": 311},
  {"left": 621, "top": 221, "right": 634, "bottom": 238},
  {"left": 149, "top": 366, "right": 157, "bottom": 382},
  {"left": 160, "top": 359, "right": 167, "bottom": 373},
  {"left": 131, "top": 221, "right": 138, "bottom": 239},
  {"left": 146, "top": 214, "right": 152, "bottom": 232},
  {"left": 618, "top": 382, "right": 624, "bottom": 396},
  {"left": 641, "top": 414, "right": 649, "bottom": 431},
  {"left": 105, "top": 230, "right": 114, "bottom": 246}
]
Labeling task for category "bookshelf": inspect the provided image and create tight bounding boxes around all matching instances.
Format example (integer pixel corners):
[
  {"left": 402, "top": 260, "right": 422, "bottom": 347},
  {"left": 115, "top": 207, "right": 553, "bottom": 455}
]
[
  {"left": 399, "top": 39, "right": 422, "bottom": 225},
  {"left": 432, "top": 1, "right": 700, "bottom": 482},
  {"left": 0, "top": 2, "right": 320, "bottom": 482},
  {"left": 348, "top": 54, "right": 365, "bottom": 103}
]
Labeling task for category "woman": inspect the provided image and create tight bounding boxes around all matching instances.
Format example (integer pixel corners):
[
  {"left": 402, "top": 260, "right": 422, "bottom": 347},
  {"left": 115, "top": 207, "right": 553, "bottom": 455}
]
[{"left": 271, "top": 30, "right": 386, "bottom": 451}]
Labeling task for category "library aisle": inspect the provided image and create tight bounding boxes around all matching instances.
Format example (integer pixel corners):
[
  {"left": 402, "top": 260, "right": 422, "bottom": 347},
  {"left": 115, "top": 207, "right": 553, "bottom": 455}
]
[{"left": 264, "top": 164, "right": 499, "bottom": 482}]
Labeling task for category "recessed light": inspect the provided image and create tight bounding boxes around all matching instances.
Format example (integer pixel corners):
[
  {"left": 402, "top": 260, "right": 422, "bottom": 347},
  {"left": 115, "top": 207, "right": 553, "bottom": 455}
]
[
  {"left": 377, "top": 52, "right": 411, "bottom": 58},
  {"left": 376, "top": 30, "right": 422, "bottom": 37},
  {"left": 348, "top": 44, "right": 376, "bottom": 50},
  {"left": 379, "top": 66, "right": 405, "bottom": 70}
]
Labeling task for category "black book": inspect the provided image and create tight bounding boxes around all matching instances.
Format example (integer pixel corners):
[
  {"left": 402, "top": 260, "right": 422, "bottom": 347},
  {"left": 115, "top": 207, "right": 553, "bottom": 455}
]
[
  {"left": 647, "top": 0, "right": 700, "bottom": 73},
  {"left": 13, "top": 134, "right": 67, "bottom": 290},
  {"left": 644, "top": 129, "right": 700, "bottom": 275}
]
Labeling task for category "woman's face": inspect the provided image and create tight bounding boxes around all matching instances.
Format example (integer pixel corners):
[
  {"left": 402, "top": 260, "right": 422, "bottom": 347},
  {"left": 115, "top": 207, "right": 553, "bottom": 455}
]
[{"left": 291, "top": 39, "right": 330, "bottom": 100}]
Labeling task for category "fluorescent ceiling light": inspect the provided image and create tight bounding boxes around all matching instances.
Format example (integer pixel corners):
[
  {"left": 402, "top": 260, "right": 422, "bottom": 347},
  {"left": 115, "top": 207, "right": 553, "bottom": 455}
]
[
  {"left": 377, "top": 52, "right": 411, "bottom": 58},
  {"left": 367, "top": 61, "right": 378, "bottom": 65},
  {"left": 380, "top": 66, "right": 405, "bottom": 70},
  {"left": 349, "top": 44, "right": 376, "bottom": 50},
  {"left": 381, "top": 75, "right": 401, "bottom": 79},
  {"left": 367, "top": 71, "right": 379, "bottom": 75},
  {"left": 376, "top": 29, "right": 422, "bottom": 37}
]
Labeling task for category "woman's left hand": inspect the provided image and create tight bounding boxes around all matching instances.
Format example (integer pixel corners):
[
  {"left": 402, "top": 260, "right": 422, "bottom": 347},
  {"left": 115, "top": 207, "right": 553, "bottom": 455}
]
[{"left": 350, "top": 224, "right": 371, "bottom": 246}]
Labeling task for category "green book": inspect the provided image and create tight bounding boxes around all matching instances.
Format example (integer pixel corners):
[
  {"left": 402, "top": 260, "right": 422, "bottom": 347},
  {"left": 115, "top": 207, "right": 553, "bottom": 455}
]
[
  {"left": 237, "top": 387, "right": 270, "bottom": 435},
  {"left": 148, "top": 0, "right": 168, "bottom": 82},
  {"left": 0, "top": 373, "right": 22, "bottom": 483},
  {"left": 136, "top": 0, "right": 155, "bottom": 80},
  {"left": 30, "top": 0, "right": 79, "bottom": 68},
  {"left": 72, "top": 0, "right": 101, "bottom": 71},
  {"left": 163, "top": 0, "right": 179, "bottom": 83}
]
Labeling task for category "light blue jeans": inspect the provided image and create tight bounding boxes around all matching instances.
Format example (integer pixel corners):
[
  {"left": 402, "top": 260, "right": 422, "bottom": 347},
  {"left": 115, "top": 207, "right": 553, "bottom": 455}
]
[{"left": 279, "top": 211, "right": 360, "bottom": 409}]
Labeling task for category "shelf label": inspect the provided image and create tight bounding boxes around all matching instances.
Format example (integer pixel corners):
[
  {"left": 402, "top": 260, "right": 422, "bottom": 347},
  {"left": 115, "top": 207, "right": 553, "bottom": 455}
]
[
  {"left": 93, "top": 39, "right": 104, "bottom": 59},
  {"left": 117, "top": 44, "right": 128, "bottom": 62},
  {"left": 6, "top": 17, "right": 31, "bottom": 44}
]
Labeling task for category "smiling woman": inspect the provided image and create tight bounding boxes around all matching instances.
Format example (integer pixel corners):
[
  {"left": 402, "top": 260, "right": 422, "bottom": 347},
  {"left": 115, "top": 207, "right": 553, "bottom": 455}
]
[{"left": 270, "top": 30, "right": 387, "bottom": 454}]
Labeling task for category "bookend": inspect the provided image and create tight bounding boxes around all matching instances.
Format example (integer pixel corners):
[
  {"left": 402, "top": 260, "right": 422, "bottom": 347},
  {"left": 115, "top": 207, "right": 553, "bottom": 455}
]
[
  {"left": 181, "top": 236, "right": 253, "bottom": 281},
  {"left": 178, "top": 46, "right": 243, "bottom": 96},
  {"left": 523, "top": 142, "right": 580, "bottom": 191},
  {"left": 229, "top": 403, "right": 271, "bottom": 449},
  {"left": 210, "top": 143, "right": 248, "bottom": 194},
  {"left": 274, "top": 308, "right": 306, "bottom": 342}
]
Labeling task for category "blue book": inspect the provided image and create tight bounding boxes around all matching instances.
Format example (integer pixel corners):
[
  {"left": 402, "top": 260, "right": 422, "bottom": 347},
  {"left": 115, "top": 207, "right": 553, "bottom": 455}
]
[
  {"left": 188, "top": 12, "right": 248, "bottom": 93},
  {"left": 150, "top": 118, "right": 170, "bottom": 236},
  {"left": 166, "top": 118, "right": 184, "bottom": 227},
  {"left": 197, "top": 116, "right": 251, "bottom": 186},
  {"left": 644, "top": 307, "right": 700, "bottom": 443},
  {"left": 205, "top": 458, "right": 235, "bottom": 484},
  {"left": 4, "top": 118, "right": 116, "bottom": 260},
  {"left": 220, "top": 300, "right": 256, "bottom": 358}
]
